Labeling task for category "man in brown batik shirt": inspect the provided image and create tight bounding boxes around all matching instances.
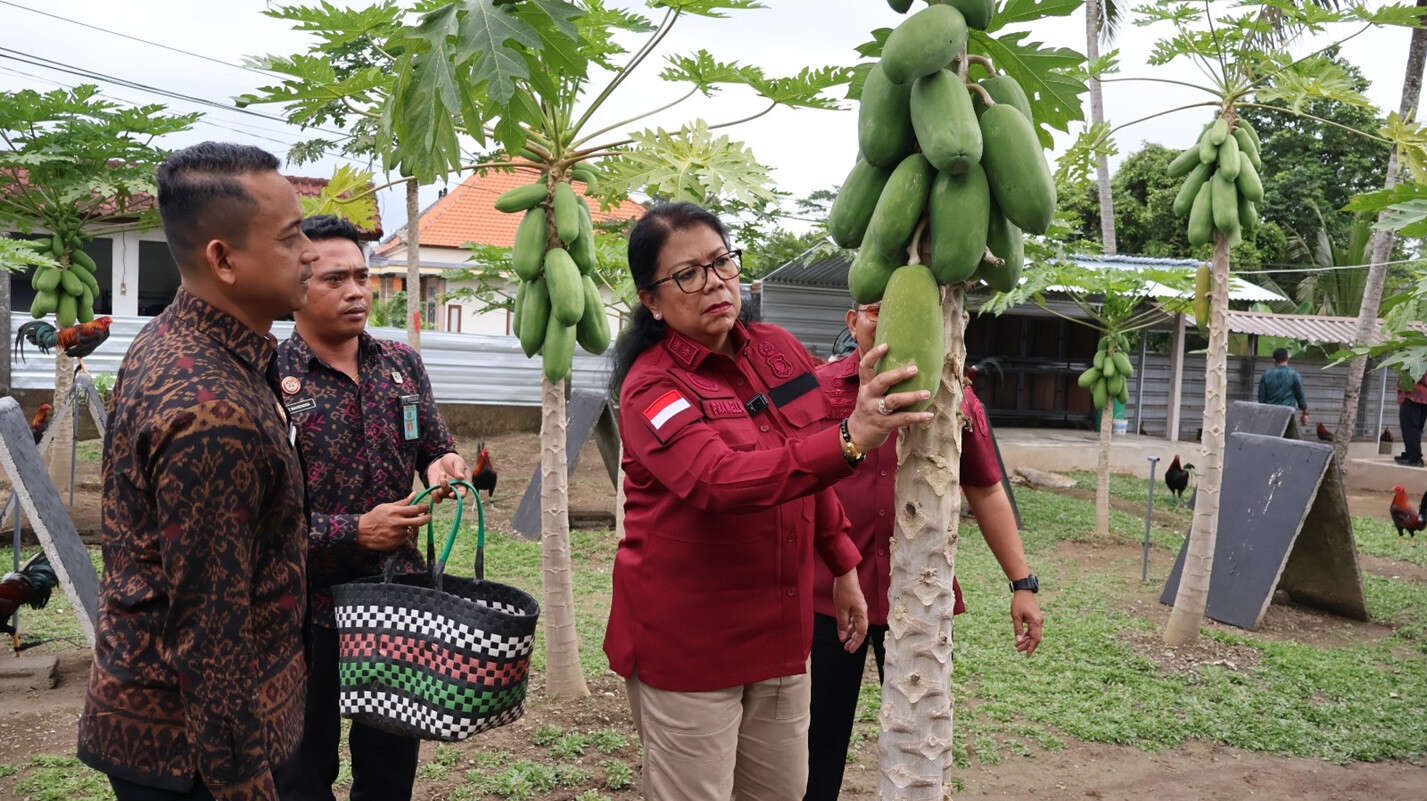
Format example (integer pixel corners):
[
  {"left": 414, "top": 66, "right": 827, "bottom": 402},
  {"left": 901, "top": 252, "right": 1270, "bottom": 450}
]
[{"left": 77, "top": 142, "right": 317, "bottom": 801}]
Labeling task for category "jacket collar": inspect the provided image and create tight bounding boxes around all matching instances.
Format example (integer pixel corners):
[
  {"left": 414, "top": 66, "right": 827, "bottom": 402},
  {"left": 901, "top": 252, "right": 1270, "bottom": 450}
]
[
  {"left": 662, "top": 322, "right": 751, "bottom": 370},
  {"left": 165, "top": 287, "right": 277, "bottom": 375}
]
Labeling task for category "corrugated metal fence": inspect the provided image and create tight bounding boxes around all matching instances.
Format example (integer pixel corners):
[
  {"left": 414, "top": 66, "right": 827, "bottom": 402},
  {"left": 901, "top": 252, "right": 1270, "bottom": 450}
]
[{"left": 9, "top": 314, "right": 614, "bottom": 407}]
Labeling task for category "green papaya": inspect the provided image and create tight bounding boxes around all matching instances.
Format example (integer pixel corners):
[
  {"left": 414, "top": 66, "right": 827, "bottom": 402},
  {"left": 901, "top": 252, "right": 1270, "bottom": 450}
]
[
  {"left": 1233, "top": 127, "right": 1261, "bottom": 170},
  {"left": 1117, "top": 381, "right": 1130, "bottom": 405},
  {"left": 512, "top": 207, "right": 548, "bottom": 281},
  {"left": 571, "top": 198, "right": 598, "bottom": 275},
  {"left": 849, "top": 249, "right": 900, "bottom": 304},
  {"left": 928, "top": 165, "right": 990, "bottom": 285},
  {"left": 1237, "top": 118, "right": 1261, "bottom": 149},
  {"left": 858, "top": 63, "right": 916, "bottom": 167},
  {"left": 887, "top": 0, "right": 913, "bottom": 11},
  {"left": 911, "top": 69, "right": 982, "bottom": 174},
  {"left": 552, "top": 182, "right": 581, "bottom": 245},
  {"left": 1193, "top": 265, "right": 1211, "bottom": 328},
  {"left": 59, "top": 270, "right": 83, "bottom": 297},
  {"left": 1092, "top": 380, "right": 1108, "bottom": 411},
  {"left": 1173, "top": 162, "right": 1211, "bottom": 217},
  {"left": 494, "top": 182, "right": 548, "bottom": 213},
  {"left": 931, "top": 0, "right": 993, "bottom": 29},
  {"left": 78, "top": 287, "right": 94, "bottom": 323},
  {"left": 71, "top": 249, "right": 96, "bottom": 271},
  {"left": 863, "top": 153, "right": 935, "bottom": 264},
  {"left": 57, "top": 293, "right": 77, "bottom": 328},
  {"left": 1210, "top": 171, "right": 1240, "bottom": 238},
  {"left": 1093, "top": 351, "right": 1106, "bottom": 370},
  {"left": 1198, "top": 128, "right": 1218, "bottom": 164},
  {"left": 1112, "top": 352, "right": 1133, "bottom": 378},
  {"left": 34, "top": 266, "right": 61, "bottom": 294},
  {"left": 571, "top": 164, "right": 600, "bottom": 194},
  {"left": 544, "top": 247, "right": 584, "bottom": 326},
  {"left": 872, "top": 264, "right": 944, "bottom": 413},
  {"left": 1102, "top": 350, "right": 1117, "bottom": 379},
  {"left": 68, "top": 261, "right": 100, "bottom": 295},
  {"left": 1208, "top": 117, "right": 1229, "bottom": 146},
  {"left": 881, "top": 4, "right": 968, "bottom": 84},
  {"left": 1217, "top": 134, "right": 1241, "bottom": 180},
  {"left": 979, "top": 104, "right": 1056, "bottom": 235},
  {"left": 575, "top": 275, "right": 611, "bottom": 355},
  {"left": 512, "top": 280, "right": 528, "bottom": 340},
  {"left": 1236, "top": 154, "right": 1264, "bottom": 203},
  {"left": 1239, "top": 195, "right": 1259, "bottom": 235},
  {"left": 1167, "top": 147, "right": 1201, "bottom": 178},
  {"left": 49, "top": 236, "right": 61, "bottom": 258},
  {"left": 519, "top": 277, "right": 550, "bottom": 357},
  {"left": 980, "top": 201, "right": 1023, "bottom": 292},
  {"left": 29, "top": 290, "right": 57, "bottom": 318},
  {"left": 829, "top": 158, "right": 894, "bottom": 249},
  {"left": 1078, "top": 367, "right": 1102, "bottom": 389},
  {"left": 1107, "top": 373, "right": 1125, "bottom": 397},
  {"left": 1187, "top": 182, "right": 1213, "bottom": 246},
  {"left": 972, "top": 75, "right": 1033, "bottom": 124},
  {"left": 543, "top": 315, "right": 577, "bottom": 384}
]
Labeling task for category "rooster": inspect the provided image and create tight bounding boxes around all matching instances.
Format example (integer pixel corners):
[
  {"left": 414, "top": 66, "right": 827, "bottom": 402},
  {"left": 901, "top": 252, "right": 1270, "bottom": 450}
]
[
  {"left": 1164, "top": 455, "right": 1195, "bottom": 508},
  {"left": 1389, "top": 484, "right": 1427, "bottom": 545},
  {"left": 15, "top": 317, "right": 113, "bottom": 363},
  {"left": 471, "top": 442, "right": 497, "bottom": 498},
  {"left": 0, "top": 552, "right": 59, "bottom": 651},
  {"left": 1316, "top": 422, "right": 1334, "bottom": 442},
  {"left": 29, "top": 403, "right": 52, "bottom": 445}
]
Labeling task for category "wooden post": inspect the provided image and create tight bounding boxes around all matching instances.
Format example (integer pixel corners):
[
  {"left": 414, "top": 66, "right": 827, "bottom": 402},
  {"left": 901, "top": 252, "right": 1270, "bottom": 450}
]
[{"left": 1167, "top": 312, "right": 1187, "bottom": 442}]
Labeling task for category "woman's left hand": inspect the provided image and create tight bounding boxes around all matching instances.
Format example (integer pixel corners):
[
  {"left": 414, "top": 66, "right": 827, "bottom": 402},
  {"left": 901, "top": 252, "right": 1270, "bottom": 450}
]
[{"left": 833, "top": 570, "right": 868, "bottom": 653}]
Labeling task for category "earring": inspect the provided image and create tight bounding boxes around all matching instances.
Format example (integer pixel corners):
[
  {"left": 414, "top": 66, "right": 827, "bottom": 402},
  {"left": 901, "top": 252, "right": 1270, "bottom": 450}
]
[{"left": 653, "top": 311, "right": 662, "bottom": 320}]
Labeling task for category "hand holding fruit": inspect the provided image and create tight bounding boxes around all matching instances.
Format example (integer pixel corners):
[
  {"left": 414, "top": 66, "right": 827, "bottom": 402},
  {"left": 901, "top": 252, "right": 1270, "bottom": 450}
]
[{"left": 846, "top": 343, "right": 936, "bottom": 452}]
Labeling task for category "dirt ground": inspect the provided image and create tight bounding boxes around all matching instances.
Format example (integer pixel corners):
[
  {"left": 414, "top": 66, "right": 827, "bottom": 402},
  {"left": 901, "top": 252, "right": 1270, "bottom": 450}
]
[{"left": 0, "top": 433, "right": 1423, "bottom": 800}]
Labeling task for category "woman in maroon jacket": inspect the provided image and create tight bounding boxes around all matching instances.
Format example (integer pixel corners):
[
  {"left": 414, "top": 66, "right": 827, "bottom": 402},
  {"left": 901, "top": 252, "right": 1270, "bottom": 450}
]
[{"left": 606, "top": 203, "right": 929, "bottom": 801}]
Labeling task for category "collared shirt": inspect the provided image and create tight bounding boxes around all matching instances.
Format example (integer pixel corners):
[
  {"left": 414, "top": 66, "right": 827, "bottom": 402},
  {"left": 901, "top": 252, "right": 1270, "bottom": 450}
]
[
  {"left": 1258, "top": 364, "right": 1308, "bottom": 411},
  {"left": 276, "top": 330, "right": 456, "bottom": 627},
  {"left": 813, "top": 353, "right": 1002, "bottom": 626},
  {"left": 78, "top": 288, "right": 307, "bottom": 801},
  {"left": 605, "top": 322, "right": 862, "bottom": 693},
  {"left": 1399, "top": 374, "right": 1427, "bottom": 406}
]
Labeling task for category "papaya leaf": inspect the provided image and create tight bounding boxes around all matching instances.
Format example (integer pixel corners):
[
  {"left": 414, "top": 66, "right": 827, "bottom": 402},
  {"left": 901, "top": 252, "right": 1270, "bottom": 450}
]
[
  {"left": 1345, "top": 180, "right": 1427, "bottom": 215},
  {"left": 1349, "top": 2, "right": 1427, "bottom": 28},
  {"left": 447, "top": 0, "right": 540, "bottom": 106},
  {"left": 985, "top": 0, "right": 1084, "bottom": 33},
  {"left": 853, "top": 28, "right": 892, "bottom": 59},
  {"left": 299, "top": 165, "right": 381, "bottom": 234},
  {"left": 746, "top": 65, "right": 854, "bottom": 111},
  {"left": 600, "top": 120, "right": 772, "bottom": 205},
  {"left": 1055, "top": 122, "right": 1118, "bottom": 186},
  {"left": 1255, "top": 55, "right": 1372, "bottom": 113},
  {"left": 1382, "top": 111, "right": 1427, "bottom": 184},
  {"left": 648, "top": 0, "right": 765, "bottom": 18},
  {"left": 0, "top": 237, "right": 59, "bottom": 275},
  {"left": 260, "top": 0, "right": 404, "bottom": 46},
  {"left": 967, "top": 30, "right": 1087, "bottom": 148},
  {"left": 1374, "top": 199, "right": 1427, "bottom": 238},
  {"left": 660, "top": 50, "right": 763, "bottom": 96}
]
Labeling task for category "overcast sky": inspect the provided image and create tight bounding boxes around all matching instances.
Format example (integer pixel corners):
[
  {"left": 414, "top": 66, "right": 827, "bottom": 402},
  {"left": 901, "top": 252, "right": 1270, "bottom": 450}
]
[{"left": 0, "top": 1, "right": 1417, "bottom": 240}]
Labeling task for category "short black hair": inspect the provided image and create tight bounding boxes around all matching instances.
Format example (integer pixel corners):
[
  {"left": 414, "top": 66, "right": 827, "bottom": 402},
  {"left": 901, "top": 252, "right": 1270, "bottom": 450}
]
[
  {"left": 1273, "top": 347, "right": 1289, "bottom": 364},
  {"left": 156, "top": 141, "right": 280, "bottom": 268},
  {"left": 301, "top": 214, "right": 364, "bottom": 249}
]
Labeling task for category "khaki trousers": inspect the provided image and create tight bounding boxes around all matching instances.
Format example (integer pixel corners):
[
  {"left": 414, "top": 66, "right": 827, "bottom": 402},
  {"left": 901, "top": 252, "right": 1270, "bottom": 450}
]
[{"left": 626, "top": 669, "right": 811, "bottom": 801}]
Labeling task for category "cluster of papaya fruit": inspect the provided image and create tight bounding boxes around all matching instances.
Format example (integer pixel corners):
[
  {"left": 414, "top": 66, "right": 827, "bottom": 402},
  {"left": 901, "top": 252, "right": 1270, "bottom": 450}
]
[
  {"left": 831, "top": 0, "right": 1057, "bottom": 411},
  {"left": 1170, "top": 115, "right": 1263, "bottom": 251},
  {"left": 1077, "top": 334, "right": 1134, "bottom": 413},
  {"left": 27, "top": 232, "right": 99, "bottom": 326},
  {"left": 494, "top": 163, "right": 611, "bottom": 383}
]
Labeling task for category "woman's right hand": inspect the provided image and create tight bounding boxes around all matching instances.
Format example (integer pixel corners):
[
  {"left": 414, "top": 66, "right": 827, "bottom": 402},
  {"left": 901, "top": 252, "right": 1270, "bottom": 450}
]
[{"left": 845, "top": 343, "right": 936, "bottom": 452}]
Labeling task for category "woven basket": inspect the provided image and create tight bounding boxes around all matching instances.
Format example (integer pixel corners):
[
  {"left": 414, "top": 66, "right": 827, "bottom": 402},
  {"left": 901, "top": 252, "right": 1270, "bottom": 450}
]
[{"left": 333, "top": 481, "right": 539, "bottom": 741}]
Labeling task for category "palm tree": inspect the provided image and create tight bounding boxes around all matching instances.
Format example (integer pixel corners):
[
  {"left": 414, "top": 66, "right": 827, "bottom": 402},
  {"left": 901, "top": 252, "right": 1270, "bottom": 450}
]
[
  {"left": 1087, "top": 0, "right": 1121, "bottom": 253},
  {"left": 1288, "top": 209, "right": 1371, "bottom": 317},
  {"left": 1333, "top": 0, "right": 1427, "bottom": 464}
]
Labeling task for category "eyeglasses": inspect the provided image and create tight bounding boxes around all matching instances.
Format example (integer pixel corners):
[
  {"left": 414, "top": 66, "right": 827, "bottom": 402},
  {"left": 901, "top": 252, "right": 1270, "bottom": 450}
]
[
  {"left": 649, "top": 250, "right": 743, "bottom": 294},
  {"left": 856, "top": 303, "right": 881, "bottom": 321}
]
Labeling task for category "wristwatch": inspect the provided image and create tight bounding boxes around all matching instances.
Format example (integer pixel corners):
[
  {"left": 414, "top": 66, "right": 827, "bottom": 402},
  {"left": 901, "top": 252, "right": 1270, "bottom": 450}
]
[{"left": 1010, "top": 574, "right": 1039, "bottom": 593}]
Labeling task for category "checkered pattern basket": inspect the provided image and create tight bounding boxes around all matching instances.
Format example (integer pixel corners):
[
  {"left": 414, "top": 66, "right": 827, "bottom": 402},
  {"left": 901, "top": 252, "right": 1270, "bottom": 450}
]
[{"left": 333, "top": 481, "right": 539, "bottom": 741}]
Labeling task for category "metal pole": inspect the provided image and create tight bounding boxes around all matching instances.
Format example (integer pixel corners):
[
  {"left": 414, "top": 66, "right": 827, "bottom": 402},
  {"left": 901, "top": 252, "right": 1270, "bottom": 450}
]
[
  {"left": 1142, "top": 456, "right": 1159, "bottom": 582},
  {"left": 1377, "top": 363, "right": 1389, "bottom": 450},
  {"left": 69, "top": 379, "right": 79, "bottom": 508},
  {"left": 10, "top": 496, "right": 19, "bottom": 637},
  {"left": 1134, "top": 331, "right": 1148, "bottom": 436}
]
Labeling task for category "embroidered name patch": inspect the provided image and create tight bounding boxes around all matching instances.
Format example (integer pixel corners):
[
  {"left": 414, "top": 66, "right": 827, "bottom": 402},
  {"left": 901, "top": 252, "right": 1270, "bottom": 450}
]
[
  {"left": 644, "top": 390, "right": 693, "bottom": 430},
  {"left": 703, "top": 399, "right": 746, "bottom": 419}
]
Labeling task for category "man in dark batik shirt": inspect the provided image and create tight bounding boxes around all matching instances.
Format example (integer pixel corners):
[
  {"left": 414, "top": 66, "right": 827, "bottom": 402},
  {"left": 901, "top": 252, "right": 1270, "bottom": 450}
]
[
  {"left": 78, "top": 142, "right": 316, "bottom": 801},
  {"left": 274, "top": 215, "right": 468, "bottom": 801}
]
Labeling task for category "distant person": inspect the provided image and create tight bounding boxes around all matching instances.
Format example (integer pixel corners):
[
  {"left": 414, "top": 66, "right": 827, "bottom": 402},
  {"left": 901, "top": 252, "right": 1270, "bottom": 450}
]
[
  {"left": 1257, "top": 347, "right": 1308, "bottom": 425},
  {"left": 1397, "top": 373, "right": 1427, "bottom": 468},
  {"left": 78, "top": 142, "right": 315, "bottom": 801}
]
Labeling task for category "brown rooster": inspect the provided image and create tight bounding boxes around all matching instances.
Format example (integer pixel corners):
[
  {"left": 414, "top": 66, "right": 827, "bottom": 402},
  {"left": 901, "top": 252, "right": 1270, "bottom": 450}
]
[
  {"left": 29, "top": 403, "right": 51, "bottom": 444},
  {"left": 15, "top": 317, "right": 113, "bottom": 363},
  {"left": 0, "top": 552, "right": 59, "bottom": 651},
  {"left": 1390, "top": 484, "right": 1427, "bottom": 545},
  {"left": 1316, "top": 422, "right": 1334, "bottom": 442},
  {"left": 471, "top": 442, "right": 497, "bottom": 499}
]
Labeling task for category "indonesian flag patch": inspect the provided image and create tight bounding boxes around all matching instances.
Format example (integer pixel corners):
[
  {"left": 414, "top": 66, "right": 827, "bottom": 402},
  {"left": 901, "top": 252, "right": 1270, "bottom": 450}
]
[{"left": 643, "top": 389, "right": 696, "bottom": 440}]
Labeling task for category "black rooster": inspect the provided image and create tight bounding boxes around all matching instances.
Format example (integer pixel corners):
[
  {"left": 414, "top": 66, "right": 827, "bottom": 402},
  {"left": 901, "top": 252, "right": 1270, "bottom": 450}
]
[
  {"left": 1164, "top": 455, "right": 1196, "bottom": 508},
  {"left": 471, "top": 442, "right": 498, "bottom": 499},
  {"left": 0, "top": 552, "right": 59, "bottom": 651}
]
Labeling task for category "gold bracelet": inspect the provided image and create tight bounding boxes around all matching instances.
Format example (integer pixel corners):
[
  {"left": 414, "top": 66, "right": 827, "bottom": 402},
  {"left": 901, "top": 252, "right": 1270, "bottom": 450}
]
[{"left": 840, "top": 418, "right": 866, "bottom": 465}]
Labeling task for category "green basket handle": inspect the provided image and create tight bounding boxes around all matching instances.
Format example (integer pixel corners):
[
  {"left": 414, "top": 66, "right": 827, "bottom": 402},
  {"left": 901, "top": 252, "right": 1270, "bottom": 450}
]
[{"left": 406, "top": 480, "right": 485, "bottom": 587}]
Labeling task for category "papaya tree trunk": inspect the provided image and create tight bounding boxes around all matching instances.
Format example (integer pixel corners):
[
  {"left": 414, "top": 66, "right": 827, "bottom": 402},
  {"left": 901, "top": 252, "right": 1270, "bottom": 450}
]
[
  {"left": 49, "top": 352, "right": 75, "bottom": 495},
  {"left": 1164, "top": 233, "right": 1230, "bottom": 646},
  {"left": 1096, "top": 394, "right": 1113, "bottom": 538},
  {"left": 540, "top": 377, "right": 589, "bottom": 699},
  {"left": 879, "top": 287, "right": 964, "bottom": 800},
  {"left": 405, "top": 179, "right": 422, "bottom": 350},
  {"left": 0, "top": 266, "right": 10, "bottom": 395},
  {"left": 1086, "top": 0, "right": 1117, "bottom": 254},
  {"left": 1332, "top": 2, "right": 1427, "bottom": 464}
]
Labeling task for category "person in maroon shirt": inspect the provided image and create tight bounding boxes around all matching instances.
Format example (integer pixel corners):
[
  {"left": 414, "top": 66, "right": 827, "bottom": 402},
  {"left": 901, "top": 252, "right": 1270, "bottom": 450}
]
[
  {"left": 606, "top": 203, "right": 930, "bottom": 801},
  {"left": 273, "top": 216, "right": 468, "bottom": 801},
  {"left": 803, "top": 300, "right": 1044, "bottom": 801}
]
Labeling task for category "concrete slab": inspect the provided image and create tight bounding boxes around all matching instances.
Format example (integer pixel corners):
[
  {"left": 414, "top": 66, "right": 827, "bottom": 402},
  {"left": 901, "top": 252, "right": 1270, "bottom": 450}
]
[{"left": 0, "top": 652, "right": 58, "bottom": 690}]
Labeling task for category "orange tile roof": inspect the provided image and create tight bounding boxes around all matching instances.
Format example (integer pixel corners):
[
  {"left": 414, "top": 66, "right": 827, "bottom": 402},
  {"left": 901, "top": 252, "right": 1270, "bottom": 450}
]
[{"left": 376, "top": 166, "right": 646, "bottom": 255}]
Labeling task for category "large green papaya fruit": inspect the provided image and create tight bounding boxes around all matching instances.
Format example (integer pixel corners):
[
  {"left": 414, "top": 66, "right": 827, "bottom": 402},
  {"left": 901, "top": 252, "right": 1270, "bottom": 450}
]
[
  {"left": 518, "top": 277, "right": 550, "bottom": 357},
  {"left": 911, "top": 69, "right": 982, "bottom": 174},
  {"left": 828, "top": 158, "right": 893, "bottom": 249},
  {"left": 512, "top": 207, "right": 548, "bottom": 281},
  {"left": 980, "top": 201, "right": 1023, "bottom": 293},
  {"left": 972, "top": 75, "right": 1033, "bottom": 124},
  {"left": 543, "top": 316, "right": 577, "bottom": 383},
  {"left": 862, "top": 153, "right": 935, "bottom": 265},
  {"left": 859, "top": 64, "right": 916, "bottom": 167},
  {"left": 873, "top": 264, "right": 944, "bottom": 413},
  {"left": 928, "top": 164, "right": 990, "bottom": 285},
  {"left": 979, "top": 103, "right": 1056, "bottom": 235},
  {"left": 575, "top": 275, "right": 611, "bottom": 355},
  {"left": 544, "top": 248, "right": 585, "bottom": 326},
  {"left": 881, "top": 4, "right": 968, "bottom": 84},
  {"left": 930, "top": 0, "right": 993, "bottom": 30}
]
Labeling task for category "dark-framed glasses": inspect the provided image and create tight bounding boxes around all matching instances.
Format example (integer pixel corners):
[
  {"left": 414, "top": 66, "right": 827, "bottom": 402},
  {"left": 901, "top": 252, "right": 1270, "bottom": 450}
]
[{"left": 650, "top": 250, "right": 743, "bottom": 294}]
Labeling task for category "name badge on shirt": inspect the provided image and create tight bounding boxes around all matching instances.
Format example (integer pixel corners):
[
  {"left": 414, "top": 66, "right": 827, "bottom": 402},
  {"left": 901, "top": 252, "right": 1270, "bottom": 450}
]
[{"left": 400, "top": 394, "right": 420, "bottom": 440}]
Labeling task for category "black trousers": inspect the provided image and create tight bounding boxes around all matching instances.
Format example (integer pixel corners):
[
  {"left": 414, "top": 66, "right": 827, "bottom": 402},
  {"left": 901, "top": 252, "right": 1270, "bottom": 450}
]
[
  {"left": 275, "top": 623, "right": 421, "bottom": 801},
  {"left": 1402, "top": 400, "right": 1427, "bottom": 461},
  {"left": 108, "top": 777, "right": 212, "bottom": 801},
  {"left": 804, "top": 614, "right": 888, "bottom": 801}
]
